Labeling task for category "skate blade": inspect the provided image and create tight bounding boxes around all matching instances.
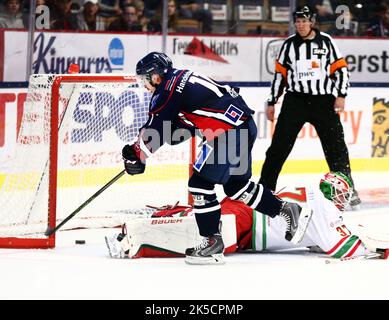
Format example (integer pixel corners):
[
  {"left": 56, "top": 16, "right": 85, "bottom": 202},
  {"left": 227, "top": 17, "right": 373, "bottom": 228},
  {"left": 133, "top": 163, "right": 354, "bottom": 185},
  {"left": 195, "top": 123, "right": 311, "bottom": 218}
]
[
  {"left": 291, "top": 207, "right": 313, "bottom": 245},
  {"left": 185, "top": 253, "right": 225, "bottom": 265}
]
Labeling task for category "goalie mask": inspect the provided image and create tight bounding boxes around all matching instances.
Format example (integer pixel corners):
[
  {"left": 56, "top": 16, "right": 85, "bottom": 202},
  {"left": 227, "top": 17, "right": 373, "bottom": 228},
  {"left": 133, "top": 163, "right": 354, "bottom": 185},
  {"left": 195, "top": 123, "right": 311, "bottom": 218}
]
[
  {"left": 136, "top": 52, "right": 173, "bottom": 86},
  {"left": 319, "top": 172, "right": 353, "bottom": 211}
]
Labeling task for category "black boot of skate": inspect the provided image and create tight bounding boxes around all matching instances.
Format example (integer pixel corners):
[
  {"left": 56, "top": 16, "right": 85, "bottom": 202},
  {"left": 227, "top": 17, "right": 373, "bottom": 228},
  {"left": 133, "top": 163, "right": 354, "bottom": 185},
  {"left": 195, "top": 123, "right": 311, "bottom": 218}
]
[
  {"left": 185, "top": 233, "right": 225, "bottom": 265},
  {"left": 279, "top": 202, "right": 312, "bottom": 244}
]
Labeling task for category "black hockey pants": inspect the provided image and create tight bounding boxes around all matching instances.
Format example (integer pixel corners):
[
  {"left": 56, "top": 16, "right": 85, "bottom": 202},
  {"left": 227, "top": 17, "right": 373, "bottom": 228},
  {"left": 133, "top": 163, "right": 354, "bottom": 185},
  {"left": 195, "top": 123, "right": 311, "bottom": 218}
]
[{"left": 260, "top": 92, "right": 354, "bottom": 191}]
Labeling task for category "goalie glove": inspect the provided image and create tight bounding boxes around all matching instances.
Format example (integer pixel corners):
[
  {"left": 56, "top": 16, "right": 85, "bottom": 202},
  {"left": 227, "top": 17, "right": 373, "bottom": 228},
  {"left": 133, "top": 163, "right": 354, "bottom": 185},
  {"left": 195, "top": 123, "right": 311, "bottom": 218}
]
[
  {"left": 122, "top": 144, "right": 146, "bottom": 175},
  {"left": 148, "top": 202, "right": 193, "bottom": 218}
]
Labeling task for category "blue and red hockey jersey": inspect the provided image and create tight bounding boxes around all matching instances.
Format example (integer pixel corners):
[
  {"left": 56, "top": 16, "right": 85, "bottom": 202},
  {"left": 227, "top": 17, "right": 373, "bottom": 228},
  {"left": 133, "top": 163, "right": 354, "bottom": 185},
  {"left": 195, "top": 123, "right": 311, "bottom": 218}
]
[{"left": 138, "top": 68, "right": 255, "bottom": 157}]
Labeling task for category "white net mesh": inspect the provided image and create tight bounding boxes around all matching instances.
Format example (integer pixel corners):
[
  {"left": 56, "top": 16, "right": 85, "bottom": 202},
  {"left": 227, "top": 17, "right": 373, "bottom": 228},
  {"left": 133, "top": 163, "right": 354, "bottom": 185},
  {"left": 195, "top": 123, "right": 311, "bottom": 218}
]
[{"left": 0, "top": 74, "right": 191, "bottom": 240}]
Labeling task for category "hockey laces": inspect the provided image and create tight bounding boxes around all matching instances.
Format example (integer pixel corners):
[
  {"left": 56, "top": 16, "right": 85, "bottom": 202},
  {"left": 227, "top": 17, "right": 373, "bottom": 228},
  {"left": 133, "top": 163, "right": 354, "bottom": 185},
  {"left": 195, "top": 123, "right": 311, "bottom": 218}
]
[
  {"left": 194, "top": 237, "right": 210, "bottom": 250},
  {"left": 279, "top": 207, "right": 292, "bottom": 232}
]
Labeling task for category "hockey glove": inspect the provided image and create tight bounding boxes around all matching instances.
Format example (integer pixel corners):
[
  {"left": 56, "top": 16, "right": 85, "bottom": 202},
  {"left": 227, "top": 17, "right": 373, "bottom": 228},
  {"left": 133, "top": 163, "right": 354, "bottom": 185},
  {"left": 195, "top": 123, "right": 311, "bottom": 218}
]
[{"left": 122, "top": 144, "right": 145, "bottom": 175}]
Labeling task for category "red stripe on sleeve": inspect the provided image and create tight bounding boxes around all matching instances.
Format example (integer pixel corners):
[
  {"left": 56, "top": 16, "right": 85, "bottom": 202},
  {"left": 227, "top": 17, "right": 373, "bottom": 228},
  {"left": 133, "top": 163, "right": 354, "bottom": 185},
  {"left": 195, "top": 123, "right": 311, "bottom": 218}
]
[{"left": 164, "top": 79, "right": 171, "bottom": 90}]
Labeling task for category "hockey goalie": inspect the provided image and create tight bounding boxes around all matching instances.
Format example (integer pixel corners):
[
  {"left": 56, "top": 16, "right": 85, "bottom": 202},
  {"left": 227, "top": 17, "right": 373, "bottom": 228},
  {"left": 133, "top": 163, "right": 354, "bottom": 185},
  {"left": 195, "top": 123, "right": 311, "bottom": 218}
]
[{"left": 105, "top": 172, "right": 389, "bottom": 262}]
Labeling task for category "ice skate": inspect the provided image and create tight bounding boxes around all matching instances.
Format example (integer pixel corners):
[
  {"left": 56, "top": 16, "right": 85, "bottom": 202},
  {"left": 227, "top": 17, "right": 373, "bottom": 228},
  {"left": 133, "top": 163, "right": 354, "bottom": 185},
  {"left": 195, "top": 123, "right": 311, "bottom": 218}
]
[
  {"left": 279, "top": 202, "right": 313, "bottom": 244},
  {"left": 185, "top": 233, "right": 225, "bottom": 265},
  {"left": 348, "top": 190, "right": 361, "bottom": 211}
]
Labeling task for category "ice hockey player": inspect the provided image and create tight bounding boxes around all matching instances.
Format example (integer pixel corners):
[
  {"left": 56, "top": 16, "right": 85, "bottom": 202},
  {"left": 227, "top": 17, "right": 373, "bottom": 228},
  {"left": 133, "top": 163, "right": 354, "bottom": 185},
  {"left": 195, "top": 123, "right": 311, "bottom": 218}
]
[
  {"left": 105, "top": 172, "right": 389, "bottom": 261},
  {"left": 121, "top": 51, "right": 312, "bottom": 265}
]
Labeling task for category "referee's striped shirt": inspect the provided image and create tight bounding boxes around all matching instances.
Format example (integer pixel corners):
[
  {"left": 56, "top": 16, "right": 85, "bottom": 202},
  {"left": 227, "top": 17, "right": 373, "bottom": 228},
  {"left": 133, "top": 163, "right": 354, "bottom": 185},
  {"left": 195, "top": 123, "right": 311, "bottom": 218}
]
[{"left": 268, "top": 29, "right": 349, "bottom": 104}]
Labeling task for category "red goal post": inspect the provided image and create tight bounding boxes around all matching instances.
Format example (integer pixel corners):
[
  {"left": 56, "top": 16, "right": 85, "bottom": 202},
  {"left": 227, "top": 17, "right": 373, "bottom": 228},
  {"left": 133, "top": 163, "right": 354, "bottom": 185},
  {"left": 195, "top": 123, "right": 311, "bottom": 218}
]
[{"left": 0, "top": 74, "right": 196, "bottom": 248}]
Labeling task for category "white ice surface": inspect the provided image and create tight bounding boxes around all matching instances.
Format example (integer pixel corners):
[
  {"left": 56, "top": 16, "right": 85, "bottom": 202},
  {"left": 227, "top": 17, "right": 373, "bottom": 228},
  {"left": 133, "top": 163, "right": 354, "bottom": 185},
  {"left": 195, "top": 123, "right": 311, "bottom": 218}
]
[{"left": 1, "top": 172, "right": 389, "bottom": 300}]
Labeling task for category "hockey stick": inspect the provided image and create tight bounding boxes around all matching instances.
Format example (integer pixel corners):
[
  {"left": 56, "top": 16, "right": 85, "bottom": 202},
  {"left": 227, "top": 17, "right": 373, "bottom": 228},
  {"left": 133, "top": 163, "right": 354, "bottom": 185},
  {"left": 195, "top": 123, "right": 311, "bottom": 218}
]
[{"left": 45, "top": 169, "right": 126, "bottom": 236}]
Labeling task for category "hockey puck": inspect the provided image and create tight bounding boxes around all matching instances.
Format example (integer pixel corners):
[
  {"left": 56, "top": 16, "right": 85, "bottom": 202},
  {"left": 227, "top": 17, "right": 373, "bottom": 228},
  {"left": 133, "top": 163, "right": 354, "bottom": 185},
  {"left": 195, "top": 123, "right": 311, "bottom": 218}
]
[{"left": 75, "top": 240, "right": 86, "bottom": 245}]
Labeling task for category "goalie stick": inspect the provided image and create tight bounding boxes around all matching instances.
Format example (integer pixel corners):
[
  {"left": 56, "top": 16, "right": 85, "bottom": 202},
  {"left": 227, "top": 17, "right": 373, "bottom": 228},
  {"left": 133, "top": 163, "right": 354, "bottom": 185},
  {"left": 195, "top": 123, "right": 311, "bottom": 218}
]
[
  {"left": 45, "top": 169, "right": 126, "bottom": 236},
  {"left": 324, "top": 252, "right": 382, "bottom": 264}
]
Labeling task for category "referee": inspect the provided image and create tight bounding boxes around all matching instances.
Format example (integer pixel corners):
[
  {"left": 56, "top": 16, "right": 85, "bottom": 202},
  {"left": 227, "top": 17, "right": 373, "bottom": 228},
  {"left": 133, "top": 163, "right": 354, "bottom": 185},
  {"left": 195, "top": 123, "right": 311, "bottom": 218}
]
[{"left": 259, "top": 6, "right": 361, "bottom": 209}]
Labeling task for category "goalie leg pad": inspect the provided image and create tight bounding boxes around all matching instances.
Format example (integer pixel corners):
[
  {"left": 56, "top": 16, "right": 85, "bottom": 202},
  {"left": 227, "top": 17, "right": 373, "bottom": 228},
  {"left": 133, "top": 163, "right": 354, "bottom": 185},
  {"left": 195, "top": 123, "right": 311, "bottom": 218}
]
[
  {"left": 123, "top": 215, "right": 237, "bottom": 259},
  {"left": 357, "top": 228, "right": 389, "bottom": 259}
]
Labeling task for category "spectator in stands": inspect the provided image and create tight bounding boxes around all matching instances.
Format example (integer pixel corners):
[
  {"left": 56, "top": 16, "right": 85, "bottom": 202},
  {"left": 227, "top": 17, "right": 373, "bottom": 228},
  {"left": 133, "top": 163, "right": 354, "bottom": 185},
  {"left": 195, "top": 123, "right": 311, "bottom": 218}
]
[
  {"left": 134, "top": 0, "right": 151, "bottom": 32},
  {"left": 50, "top": 0, "right": 78, "bottom": 30},
  {"left": 0, "top": 0, "right": 25, "bottom": 29},
  {"left": 120, "top": 0, "right": 135, "bottom": 8},
  {"left": 36, "top": 0, "right": 47, "bottom": 6},
  {"left": 99, "top": 0, "right": 122, "bottom": 17},
  {"left": 134, "top": 0, "right": 146, "bottom": 18},
  {"left": 303, "top": 0, "right": 335, "bottom": 23},
  {"left": 107, "top": 3, "right": 142, "bottom": 31},
  {"left": 142, "top": 0, "right": 159, "bottom": 12},
  {"left": 74, "top": 0, "right": 106, "bottom": 31},
  {"left": 70, "top": 1, "right": 80, "bottom": 12},
  {"left": 348, "top": 0, "right": 382, "bottom": 24},
  {"left": 147, "top": 0, "right": 179, "bottom": 33},
  {"left": 176, "top": 0, "right": 213, "bottom": 33},
  {"left": 365, "top": 2, "right": 389, "bottom": 37},
  {"left": 165, "top": 0, "right": 179, "bottom": 32}
]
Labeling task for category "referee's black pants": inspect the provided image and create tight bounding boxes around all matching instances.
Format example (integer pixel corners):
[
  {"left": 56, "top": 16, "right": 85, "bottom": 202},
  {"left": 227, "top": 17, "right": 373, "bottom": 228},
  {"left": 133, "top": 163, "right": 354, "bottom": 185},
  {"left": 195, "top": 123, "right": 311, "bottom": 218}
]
[{"left": 259, "top": 92, "right": 354, "bottom": 191}]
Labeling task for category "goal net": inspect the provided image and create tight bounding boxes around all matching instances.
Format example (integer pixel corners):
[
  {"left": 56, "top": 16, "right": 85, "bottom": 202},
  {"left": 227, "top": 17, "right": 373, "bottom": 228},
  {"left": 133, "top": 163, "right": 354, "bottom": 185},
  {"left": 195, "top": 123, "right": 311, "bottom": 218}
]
[{"left": 0, "top": 74, "right": 194, "bottom": 248}]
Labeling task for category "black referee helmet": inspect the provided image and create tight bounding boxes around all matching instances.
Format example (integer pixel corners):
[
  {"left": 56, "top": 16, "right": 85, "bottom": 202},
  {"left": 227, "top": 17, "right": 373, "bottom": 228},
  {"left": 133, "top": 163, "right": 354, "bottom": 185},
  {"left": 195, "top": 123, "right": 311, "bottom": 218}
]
[{"left": 293, "top": 6, "right": 316, "bottom": 22}]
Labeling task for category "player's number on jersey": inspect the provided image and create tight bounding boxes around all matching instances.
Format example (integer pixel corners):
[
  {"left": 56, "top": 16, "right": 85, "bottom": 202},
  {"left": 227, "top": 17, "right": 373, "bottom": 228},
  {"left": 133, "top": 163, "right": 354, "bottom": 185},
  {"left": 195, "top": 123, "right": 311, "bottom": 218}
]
[
  {"left": 277, "top": 187, "right": 307, "bottom": 203},
  {"left": 188, "top": 72, "right": 237, "bottom": 98},
  {"left": 336, "top": 225, "right": 351, "bottom": 237}
]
